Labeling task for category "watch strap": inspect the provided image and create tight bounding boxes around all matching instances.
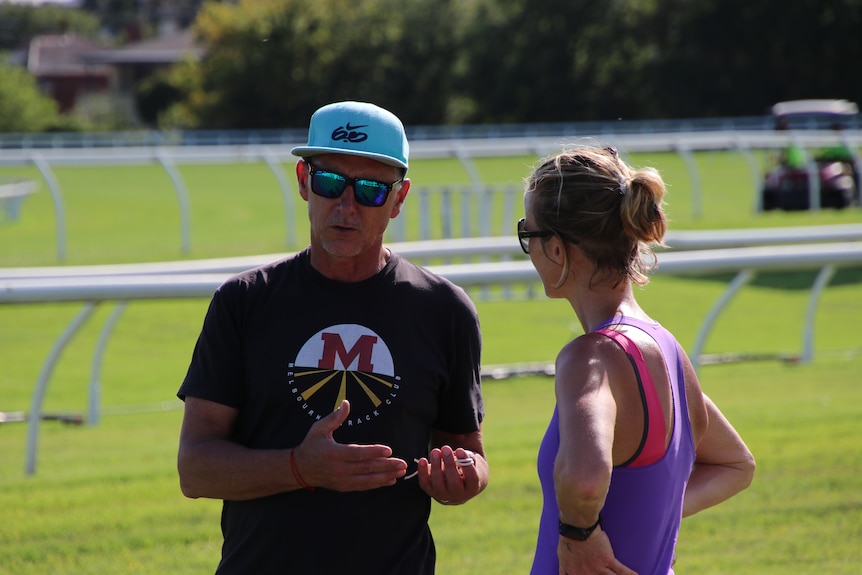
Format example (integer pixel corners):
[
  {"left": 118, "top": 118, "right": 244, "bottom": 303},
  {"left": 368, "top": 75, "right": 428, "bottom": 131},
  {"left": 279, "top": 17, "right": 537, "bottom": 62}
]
[{"left": 558, "top": 514, "right": 603, "bottom": 541}]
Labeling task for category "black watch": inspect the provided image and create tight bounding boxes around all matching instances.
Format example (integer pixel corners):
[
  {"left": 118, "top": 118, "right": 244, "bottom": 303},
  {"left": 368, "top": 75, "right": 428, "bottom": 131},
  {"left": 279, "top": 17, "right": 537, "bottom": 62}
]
[{"left": 558, "top": 514, "right": 603, "bottom": 541}]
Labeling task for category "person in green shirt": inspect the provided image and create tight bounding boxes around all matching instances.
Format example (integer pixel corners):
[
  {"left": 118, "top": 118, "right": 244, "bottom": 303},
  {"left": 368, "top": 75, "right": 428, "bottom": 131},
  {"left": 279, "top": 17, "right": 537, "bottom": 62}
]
[
  {"left": 816, "top": 123, "right": 854, "bottom": 163},
  {"left": 775, "top": 116, "right": 807, "bottom": 169}
]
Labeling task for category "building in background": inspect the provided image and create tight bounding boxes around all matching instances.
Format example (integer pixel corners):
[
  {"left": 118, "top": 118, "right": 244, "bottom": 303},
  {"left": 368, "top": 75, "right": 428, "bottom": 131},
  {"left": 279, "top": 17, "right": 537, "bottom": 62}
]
[
  {"left": 20, "top": 27, "right": 202, "bottom": 125},
  {"left": 25, "top": 34, "right": 111, "bottom": 113},
  {"left": 82, "top": 28, "right": 203, "bottom": 123}
]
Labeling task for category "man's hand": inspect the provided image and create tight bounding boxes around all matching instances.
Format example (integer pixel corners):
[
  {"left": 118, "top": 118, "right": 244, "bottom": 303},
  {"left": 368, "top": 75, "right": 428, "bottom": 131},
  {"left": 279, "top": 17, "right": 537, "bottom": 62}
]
[
  {"left": 292, "top": 400, "right": 407, "bottom": 491},
  {"left": 416, "top": 445, "right": 487, "bottom": 505}
]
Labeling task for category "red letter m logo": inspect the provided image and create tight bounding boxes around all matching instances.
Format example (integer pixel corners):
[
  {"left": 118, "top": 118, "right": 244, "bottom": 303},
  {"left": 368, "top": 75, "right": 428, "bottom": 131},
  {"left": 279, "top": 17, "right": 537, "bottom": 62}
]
[{"left": 318, "top": 333, "right": 378, "bottom": 371}]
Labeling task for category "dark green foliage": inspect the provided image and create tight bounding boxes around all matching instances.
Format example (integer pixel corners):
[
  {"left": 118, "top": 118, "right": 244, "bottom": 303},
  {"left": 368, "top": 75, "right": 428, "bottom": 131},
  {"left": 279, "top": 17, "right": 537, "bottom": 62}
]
[
  {"left": 5, "top": 0, "right": 862, "bottom": 130},
  {"left": 135, "top": 71, "right": 185, "bottom": 128},
  {"left": 174, "top": 0, "right": 862, "bottom": 127},
  {"left": 0, "top": 4, "right": 99, "bottom": 50},
  {"left": 653, "top": 0, "right": 862, "bottom": 117},
  {"left": 174, "top": 0, "right": 459, "bottom": 129}
]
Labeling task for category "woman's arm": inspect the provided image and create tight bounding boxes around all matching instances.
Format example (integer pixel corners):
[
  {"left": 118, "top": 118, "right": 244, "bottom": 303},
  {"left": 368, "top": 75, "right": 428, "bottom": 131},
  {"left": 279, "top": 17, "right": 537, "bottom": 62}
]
[
  {"left": 683, "top": 394, "right": 756, "bottom": 517},
  {"left": 553, "top": 336, "right": 637, "bottom": 575},
  {"left": 554, "top": 337, "right": 616, "bottom": 527}
]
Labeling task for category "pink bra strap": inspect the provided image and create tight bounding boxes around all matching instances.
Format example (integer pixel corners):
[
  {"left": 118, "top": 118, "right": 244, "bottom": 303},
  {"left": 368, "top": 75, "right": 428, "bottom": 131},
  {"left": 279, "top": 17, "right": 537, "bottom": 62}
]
[{"left": 595, "top": 328, "right": 667, "bottom": 467}]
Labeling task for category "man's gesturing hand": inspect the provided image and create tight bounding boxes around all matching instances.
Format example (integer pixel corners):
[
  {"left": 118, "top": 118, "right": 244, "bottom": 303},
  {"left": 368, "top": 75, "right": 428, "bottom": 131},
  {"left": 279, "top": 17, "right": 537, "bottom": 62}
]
[{"left": 291, "top": 400, "right": 407, "bottom": 492}]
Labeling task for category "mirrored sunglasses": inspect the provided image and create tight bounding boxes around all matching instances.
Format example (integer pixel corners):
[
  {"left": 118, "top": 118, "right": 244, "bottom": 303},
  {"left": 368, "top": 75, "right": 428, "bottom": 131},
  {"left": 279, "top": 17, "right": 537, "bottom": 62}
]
[{"left": 307, "top": 162, "right": 402, "bottom": 207}]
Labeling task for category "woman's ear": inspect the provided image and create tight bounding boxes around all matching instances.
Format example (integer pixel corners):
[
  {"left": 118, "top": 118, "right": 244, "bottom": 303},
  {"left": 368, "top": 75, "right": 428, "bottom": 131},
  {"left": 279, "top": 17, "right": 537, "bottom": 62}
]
[{"left": 545, "top": 235, "right": 567, "bottom": 265}]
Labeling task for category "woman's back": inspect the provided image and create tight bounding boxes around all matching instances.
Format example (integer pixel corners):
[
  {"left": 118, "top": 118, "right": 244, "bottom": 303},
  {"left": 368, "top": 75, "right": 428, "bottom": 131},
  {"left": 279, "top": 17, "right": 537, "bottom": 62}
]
[{"left": 530, "top": 317, "right": 696, "bottom": 575}]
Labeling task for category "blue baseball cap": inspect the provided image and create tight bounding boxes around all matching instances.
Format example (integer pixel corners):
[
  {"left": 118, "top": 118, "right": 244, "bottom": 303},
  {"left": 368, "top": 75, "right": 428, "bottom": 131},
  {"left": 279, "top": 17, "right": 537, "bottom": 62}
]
[{"left": 291, "top": 101, "right": 409, "bottom": 170}]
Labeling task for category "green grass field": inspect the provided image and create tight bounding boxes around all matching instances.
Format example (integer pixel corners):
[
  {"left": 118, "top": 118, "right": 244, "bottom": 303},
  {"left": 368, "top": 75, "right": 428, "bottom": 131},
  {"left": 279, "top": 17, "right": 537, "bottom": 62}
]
[{"left": 1, "top": 150, "right": 862, "bottom": 573}]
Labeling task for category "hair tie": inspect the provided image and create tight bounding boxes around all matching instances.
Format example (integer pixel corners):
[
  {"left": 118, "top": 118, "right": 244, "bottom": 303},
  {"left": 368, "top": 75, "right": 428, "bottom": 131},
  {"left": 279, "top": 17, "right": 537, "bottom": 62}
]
[{"left": 619, "top": 179, "right": 627, "bottom": 195}]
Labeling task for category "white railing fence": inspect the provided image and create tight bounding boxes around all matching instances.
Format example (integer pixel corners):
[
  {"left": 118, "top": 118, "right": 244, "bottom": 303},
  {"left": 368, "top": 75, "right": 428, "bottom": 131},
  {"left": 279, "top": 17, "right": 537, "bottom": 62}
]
[
  {"left": 2, "top": 130, "right": 861, "bottom": 261},
  {"left": 3, "top": 231, "right": 862, "bottom": 475}
]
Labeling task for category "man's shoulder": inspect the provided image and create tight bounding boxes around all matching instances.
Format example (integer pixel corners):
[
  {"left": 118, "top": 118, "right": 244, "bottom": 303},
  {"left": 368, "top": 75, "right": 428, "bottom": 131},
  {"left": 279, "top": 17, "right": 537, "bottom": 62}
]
[
  {"left": 218, "top": 252, "right": 304, "bottom": 294},
  {"left": 391, "top": 252, "right": 462, "bottom": 291},
  {"left": 390, "top": 253, "right": 477, "bottom": 313}
]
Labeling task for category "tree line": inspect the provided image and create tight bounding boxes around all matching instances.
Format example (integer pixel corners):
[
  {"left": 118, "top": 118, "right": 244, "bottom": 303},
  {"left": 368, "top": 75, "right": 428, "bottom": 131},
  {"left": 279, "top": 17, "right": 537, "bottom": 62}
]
[{"left": 2, "top": 0, "right": 861, "bottom": 131}]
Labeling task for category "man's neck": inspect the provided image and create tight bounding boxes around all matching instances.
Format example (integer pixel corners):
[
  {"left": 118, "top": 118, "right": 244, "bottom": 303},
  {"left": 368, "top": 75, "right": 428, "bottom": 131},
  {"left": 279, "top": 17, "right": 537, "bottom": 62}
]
[{"left": 309, "top": 246, "right": 391, "bottom": 283}]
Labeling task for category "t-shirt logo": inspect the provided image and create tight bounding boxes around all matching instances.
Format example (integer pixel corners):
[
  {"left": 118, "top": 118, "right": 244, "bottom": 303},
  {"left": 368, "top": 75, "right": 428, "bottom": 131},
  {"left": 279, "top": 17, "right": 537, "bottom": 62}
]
[
  {"left": 317, "top": 332, "right": 378, "bottom": 371},
  {"left": 331, "top": 123, "right": 368, "bottom": 143},
  {"left": 289, "top": 324, "right": 400, "bottom": 425}
]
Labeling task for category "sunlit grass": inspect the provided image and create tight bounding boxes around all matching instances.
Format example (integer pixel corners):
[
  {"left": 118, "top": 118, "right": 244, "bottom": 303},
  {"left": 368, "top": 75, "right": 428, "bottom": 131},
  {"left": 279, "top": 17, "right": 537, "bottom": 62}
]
[{"left": 1, "top": 152, "right": 861, "bottom": 573}]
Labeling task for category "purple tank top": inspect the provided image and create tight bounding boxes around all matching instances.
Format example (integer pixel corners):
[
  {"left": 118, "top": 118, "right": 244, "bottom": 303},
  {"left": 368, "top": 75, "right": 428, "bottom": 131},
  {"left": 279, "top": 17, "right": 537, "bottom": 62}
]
[{"left": 530, "top": 317, "right": 696, "bottom": 575}]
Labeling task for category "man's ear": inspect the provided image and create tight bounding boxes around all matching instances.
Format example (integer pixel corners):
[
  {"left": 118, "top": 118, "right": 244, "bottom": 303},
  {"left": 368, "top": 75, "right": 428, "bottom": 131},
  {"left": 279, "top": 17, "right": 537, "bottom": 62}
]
[
  {"left": 296, "top": 159, "right": 310, "bottom": 201},
  {"left": 389, "top": 178, "right": 410, "bottom": 219},
  {"left": 396, "top": 178, "right": 410, "bottom": 205}
]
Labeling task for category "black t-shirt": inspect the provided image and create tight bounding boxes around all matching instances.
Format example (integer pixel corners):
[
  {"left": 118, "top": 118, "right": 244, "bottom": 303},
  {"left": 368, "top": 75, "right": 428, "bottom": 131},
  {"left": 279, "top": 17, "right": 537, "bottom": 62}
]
[{"left": 178, "top": 249, "right": 484, "bottom": 575}]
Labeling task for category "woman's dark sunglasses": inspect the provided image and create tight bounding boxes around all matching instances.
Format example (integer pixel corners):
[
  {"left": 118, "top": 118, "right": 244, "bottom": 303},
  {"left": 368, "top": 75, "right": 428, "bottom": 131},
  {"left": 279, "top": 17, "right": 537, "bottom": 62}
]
[
  {"left": 306, "top": 161, "right": 403, "bottom": 207},
  {"left": 517, "top": 217, "right": 554, "bottom": 254}
]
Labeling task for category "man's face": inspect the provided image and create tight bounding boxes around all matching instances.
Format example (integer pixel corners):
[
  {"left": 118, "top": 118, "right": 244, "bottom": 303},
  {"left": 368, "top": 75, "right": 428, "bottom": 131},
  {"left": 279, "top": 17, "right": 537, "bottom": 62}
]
[{"left": 297, "top": 153, "right": 409, "bottom": 260}]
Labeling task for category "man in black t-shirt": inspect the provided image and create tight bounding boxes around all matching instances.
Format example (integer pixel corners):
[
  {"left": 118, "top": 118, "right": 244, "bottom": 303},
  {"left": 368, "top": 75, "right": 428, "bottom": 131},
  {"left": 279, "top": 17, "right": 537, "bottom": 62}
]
[{"left": 177, "top": 101, "right": 488, "bottom": 574}]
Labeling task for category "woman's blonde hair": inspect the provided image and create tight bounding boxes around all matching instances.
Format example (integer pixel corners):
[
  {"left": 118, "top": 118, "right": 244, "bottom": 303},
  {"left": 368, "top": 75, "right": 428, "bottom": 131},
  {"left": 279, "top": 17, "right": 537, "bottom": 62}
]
[{"left": 524, "top": 145, "right": 667, "bottom": 287}]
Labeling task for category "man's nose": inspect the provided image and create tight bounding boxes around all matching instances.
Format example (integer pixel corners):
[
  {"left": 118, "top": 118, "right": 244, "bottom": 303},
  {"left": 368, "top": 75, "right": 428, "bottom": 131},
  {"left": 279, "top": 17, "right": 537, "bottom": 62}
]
[{"left": 337, "top": 184, "right": 358, "bottom": 210}]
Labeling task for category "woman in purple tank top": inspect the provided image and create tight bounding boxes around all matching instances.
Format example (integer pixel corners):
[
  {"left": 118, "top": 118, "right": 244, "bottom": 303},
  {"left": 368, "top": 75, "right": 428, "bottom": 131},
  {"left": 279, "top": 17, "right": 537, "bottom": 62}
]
[{"left": 518, "top": 146, "right": 755, "bottom": 575}]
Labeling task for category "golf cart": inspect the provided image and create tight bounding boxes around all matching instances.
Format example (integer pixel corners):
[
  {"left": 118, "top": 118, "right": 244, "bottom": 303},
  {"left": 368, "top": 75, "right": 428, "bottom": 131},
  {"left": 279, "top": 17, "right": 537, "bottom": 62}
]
[{"left": 760, "top": 99, "right": 860, "bottom": 211}]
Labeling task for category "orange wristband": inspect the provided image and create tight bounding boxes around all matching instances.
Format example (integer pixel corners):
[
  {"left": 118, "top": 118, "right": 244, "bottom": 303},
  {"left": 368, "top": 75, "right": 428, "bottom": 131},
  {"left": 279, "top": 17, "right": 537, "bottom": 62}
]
[{"left": 290, "top": 449, "right": 314, "bottom": 492}]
